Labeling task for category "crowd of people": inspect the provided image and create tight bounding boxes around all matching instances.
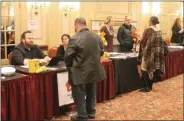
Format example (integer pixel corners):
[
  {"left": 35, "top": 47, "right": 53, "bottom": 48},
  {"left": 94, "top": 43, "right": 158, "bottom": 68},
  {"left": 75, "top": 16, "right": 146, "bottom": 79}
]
[{"left": 10, "top": 16, "right": 182, "bottom": 120}]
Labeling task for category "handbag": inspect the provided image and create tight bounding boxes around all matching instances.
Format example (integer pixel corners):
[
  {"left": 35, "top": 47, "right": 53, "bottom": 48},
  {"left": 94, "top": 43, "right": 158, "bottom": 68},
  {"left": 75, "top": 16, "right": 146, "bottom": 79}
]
[{"left": 163, "top": 40, "right": 169, "bottom": 56}]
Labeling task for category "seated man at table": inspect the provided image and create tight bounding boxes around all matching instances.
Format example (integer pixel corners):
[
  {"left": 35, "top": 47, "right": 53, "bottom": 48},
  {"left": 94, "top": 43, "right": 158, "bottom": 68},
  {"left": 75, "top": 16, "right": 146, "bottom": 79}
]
[{"left": 11, "top": 30, "right": 51, "bottom": 65}]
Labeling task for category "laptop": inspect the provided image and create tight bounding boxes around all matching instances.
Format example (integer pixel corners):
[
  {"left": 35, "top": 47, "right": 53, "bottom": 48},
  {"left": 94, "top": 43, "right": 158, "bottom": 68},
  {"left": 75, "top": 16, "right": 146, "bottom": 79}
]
[{"left": 48, "top": 56, "right": 63, "bottom": 66}]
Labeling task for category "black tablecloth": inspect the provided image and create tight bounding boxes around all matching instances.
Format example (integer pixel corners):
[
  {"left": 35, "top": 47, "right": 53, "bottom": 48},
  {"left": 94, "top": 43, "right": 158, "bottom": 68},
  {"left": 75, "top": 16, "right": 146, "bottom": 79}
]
[
  {"left": 112, "top": 49, "right": 184, "bottom": 95},
  {"left": 112, "top": 57, "right": 144, "bottom": 94}
]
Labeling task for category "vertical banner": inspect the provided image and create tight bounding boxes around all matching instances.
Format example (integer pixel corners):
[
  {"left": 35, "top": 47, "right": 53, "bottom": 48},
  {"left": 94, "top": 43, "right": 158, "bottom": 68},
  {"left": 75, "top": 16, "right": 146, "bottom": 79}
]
[{"left": 57, "top": 72, "right": 74, "bottom": 106}]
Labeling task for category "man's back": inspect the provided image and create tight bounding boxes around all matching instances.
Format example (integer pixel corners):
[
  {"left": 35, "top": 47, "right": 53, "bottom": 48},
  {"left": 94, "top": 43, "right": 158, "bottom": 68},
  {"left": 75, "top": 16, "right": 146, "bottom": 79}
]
[
  {"left": 65, "top": 28, "right": 106, "bottom": 85},
  {"left": 74, "top": 29, "right": 102, "bottom": 66}
]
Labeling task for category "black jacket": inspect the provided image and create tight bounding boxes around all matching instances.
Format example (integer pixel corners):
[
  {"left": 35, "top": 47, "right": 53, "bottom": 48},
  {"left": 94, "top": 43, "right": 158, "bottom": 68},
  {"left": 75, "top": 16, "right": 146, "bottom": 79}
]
[
  {"left": 11, "top": 42, "right": 46, "bottom": 65},
  {"left": 65, "top": 28, "right": 106, "bottom": 85},
  {"left": 171, "top": 25, "right": 183, "bottom": 44},
  {"left": 117, "top": 24, "right": 136, "bottom": 51}
]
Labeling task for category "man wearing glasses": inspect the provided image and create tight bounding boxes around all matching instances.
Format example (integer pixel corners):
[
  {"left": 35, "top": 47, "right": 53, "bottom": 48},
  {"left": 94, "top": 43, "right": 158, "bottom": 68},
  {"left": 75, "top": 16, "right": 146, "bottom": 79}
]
[{"left": 11, "top": 30, "right": 51, "bottom": 65}]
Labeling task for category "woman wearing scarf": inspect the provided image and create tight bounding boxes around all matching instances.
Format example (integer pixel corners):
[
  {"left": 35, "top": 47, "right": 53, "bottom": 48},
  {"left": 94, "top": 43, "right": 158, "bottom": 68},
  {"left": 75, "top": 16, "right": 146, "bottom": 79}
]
[
  {"left": 137, "top": 16, "right": 166, "bottom": 92},
  {"left": 100, "top": 16, "right": 114, "bottom": 52}
]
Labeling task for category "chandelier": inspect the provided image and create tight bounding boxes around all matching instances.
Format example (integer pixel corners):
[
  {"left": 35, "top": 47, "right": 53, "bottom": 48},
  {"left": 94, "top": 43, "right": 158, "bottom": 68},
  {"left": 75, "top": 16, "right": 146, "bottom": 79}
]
[{"left": 27, "top": 2, "right": 50, "bottom": 16}]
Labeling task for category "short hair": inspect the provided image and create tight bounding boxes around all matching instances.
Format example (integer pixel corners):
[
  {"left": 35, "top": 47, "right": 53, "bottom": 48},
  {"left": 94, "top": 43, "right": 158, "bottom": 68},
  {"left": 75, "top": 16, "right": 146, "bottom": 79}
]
[
  {"left": 150, "top": 16, "right": 159, "bottom": 25},
  {"left": 125, "top": 16, "right": 130, "bottom": 21},
  {"left": 75, "top": 17, "right": 86, "bottom": 26},
  {"left": 61, "top": 34, "right": 70, "bottom": 42},
  {"left": 21, "top": 30, "right": 32, "bottom": 41}
]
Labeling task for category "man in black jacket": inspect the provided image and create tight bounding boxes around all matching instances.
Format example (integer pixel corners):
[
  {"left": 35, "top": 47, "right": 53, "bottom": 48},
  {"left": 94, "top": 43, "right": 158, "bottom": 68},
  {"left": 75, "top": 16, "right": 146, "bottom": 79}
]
[
  {"left": 117, "top": 16, "right": 136, "bottom": 52},
  {"left": 11, "top": 31, "right": 51, "bottom": 65},
  {"left": 65, "top": 18, "right": 106, "bottom": 121}
]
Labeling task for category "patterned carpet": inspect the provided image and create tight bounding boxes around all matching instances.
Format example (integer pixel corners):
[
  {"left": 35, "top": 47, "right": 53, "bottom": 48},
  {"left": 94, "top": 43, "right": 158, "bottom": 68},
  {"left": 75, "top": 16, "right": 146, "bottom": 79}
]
[{"left": 53, "top": 75, "right": 183, "bottom": 120}]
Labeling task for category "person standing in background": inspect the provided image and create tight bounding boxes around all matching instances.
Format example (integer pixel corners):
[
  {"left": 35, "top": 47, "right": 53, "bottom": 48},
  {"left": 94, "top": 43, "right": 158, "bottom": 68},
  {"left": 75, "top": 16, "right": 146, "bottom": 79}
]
[
  {"left": 117, "top": 16, "right": 136, "bottom": 52},
  {"left": 171, "top": 18, "right": 183, "bottom": 46},
  {"left": 100, "top": 16, "right": 114, "bottom": 52}
]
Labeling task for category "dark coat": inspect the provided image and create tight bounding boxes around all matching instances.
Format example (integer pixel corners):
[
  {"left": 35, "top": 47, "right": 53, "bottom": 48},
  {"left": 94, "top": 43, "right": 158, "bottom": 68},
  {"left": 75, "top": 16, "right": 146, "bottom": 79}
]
[
  {"left": 171, "top": 25, "right": 183, "bottom": 44},
  {"left": 117, "top": 24, "right": 136, "bottom": 52},
  {"left": 12, "top": 42, "right": 46, "bottom": 65},
  {"left": 65, "top": 28, "right": 106, "bottom": 85}
]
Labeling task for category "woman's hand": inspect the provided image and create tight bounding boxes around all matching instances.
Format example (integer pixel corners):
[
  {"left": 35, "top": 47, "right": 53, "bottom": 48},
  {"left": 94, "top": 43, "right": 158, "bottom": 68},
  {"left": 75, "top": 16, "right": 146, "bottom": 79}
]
[{"left": 137, "top": 65, "right": 142, "bottom": 77}]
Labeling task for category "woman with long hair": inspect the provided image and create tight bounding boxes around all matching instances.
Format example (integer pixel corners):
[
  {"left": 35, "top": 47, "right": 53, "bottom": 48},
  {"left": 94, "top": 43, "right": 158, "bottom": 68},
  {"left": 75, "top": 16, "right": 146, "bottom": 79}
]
[
  {"left": 100, "top": 16, "right": 114, "bottom": 52},
  {"left": 171, "top": 18, "right": 183, "bottom": 45}
]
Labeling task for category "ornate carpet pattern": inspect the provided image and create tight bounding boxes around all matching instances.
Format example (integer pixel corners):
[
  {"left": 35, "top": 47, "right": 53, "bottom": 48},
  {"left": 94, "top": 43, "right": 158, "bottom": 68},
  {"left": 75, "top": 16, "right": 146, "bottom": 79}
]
[{"left": 53, "top": 75, "right": 183, "bottom": 120}]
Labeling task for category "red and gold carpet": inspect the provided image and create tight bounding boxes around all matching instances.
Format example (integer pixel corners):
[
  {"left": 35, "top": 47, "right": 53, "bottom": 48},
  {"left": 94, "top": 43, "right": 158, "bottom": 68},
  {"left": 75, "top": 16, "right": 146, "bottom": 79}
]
[{"left": 53, "top": 75, "right": 183, "bottom": 120}]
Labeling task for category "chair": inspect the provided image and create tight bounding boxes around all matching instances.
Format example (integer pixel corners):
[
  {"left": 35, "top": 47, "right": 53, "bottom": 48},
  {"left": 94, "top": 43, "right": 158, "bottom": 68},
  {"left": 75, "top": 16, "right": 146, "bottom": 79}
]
[
  {"left": 1, "top": 48, "right": 5, "bottom": 59},
  {"left": 8, "top": 52, "right": 12, "bottom": 64},
  {"left": 48, "top": 47, "right": 58, "bottom": 58}
]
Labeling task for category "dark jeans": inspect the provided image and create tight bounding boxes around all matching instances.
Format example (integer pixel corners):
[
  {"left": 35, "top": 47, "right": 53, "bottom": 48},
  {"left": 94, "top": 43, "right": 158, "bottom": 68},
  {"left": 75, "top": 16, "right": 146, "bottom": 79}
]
[
  {"left": 71, "top": 82, "right": 96, "bottom": 118},
  {"left": 141, "top": 70, "right": 155, "bottom": 89}
]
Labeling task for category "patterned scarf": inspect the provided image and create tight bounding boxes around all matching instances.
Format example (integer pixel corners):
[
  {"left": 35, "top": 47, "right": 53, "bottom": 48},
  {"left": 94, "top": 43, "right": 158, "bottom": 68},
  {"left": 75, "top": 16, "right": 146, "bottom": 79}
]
[
  {"left": 141, "top": 28, "right": 165, "bottom": 80},
  {"left": 105, "top": 25, "right": 114, "bottom": 35}
]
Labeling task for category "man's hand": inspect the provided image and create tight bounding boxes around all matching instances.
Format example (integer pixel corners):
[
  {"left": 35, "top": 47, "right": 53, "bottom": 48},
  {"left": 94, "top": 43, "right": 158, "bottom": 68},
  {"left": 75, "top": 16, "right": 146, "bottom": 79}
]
[
  {"left": 66, "top": 81, "right": 71, "bottom": 92},
  {"left": 23, "top": 59, "right": 30, "bottom": 65},
  {"left": 44, "top": 56, "right": 51, "bottom": 62},
  {"left": 39, "top": 59, "right": 49, "bottom": 66},
  {"left": 179, "top": 29, "right": 183, "bottom": 33}
]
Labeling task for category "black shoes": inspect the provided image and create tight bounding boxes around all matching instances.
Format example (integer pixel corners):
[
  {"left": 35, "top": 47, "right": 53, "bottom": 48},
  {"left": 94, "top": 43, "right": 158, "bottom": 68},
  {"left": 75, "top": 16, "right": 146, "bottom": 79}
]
[
  {"left": 71, "top": 115, "right": 88, "bottom": 121},
  {"left": 88, "top": 114, "right": 95, "bottom": 119},
  {"left": 139, "top": 87, "right": 152, "bottom": 92},
  {"left": 71, "top": 114, "right": 95, "bottom": 121}
]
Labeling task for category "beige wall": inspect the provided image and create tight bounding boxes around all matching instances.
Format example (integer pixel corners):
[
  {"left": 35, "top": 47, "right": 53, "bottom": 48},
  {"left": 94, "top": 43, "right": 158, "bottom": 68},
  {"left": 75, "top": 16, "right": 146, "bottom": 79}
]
[
  {"left": 14, "top": 2, "right": 182, "bottom": 48},
  {"left": 13, "top": 2, "right": 184, "bottom": 47},
  {"left": 1, "top": 2, "right": 182, "bottom": 65}
]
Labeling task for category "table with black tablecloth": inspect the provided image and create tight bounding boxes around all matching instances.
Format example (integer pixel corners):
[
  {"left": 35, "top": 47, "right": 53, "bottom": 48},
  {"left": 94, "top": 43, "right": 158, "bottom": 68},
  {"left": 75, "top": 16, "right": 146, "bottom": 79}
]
[
  {"left": 1, "top": 73, "right": 29, "bottom": 120},
  {"left": 111, "top": 49, "right": 184, "bottom": 95},
  {"left": 112, "top": 57, "right": 144, "bottom": 95}
]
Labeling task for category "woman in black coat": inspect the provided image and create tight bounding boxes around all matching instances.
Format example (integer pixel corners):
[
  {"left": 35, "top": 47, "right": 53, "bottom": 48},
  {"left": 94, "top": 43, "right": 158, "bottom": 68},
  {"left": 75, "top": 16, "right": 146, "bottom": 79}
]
[
  {"left": 171, "top": 18, "right": 183, "bottom": 45},
  {"left": 56, "top": 34, "right": 70, "bottom": 59}
]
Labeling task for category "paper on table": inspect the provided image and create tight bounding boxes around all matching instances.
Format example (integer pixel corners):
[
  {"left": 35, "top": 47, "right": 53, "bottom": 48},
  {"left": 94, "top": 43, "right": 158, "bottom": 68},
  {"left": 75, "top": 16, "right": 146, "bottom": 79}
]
[
  {"left": 109, "top": 52, "right": 122, "bottom": 55},
  {"left": 46, "top": 67, "right": 58, "bottom": 71},
  {"left": 110, "top": 56, "right": 127, "bottom": 59},
  {"left": 169, "top": 46, "right": 184, "bottom": 48},
  {"left": 62, "top": 66, "right": 66, "bottom": 69},
  {"left": 20, "top": 65, "right": 29, "bottom": 68}
]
